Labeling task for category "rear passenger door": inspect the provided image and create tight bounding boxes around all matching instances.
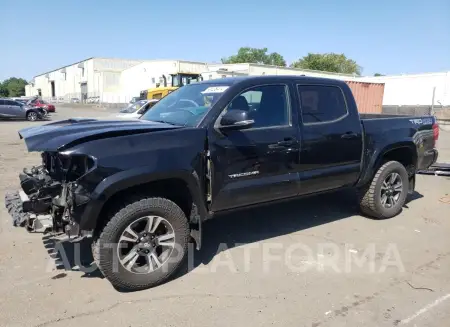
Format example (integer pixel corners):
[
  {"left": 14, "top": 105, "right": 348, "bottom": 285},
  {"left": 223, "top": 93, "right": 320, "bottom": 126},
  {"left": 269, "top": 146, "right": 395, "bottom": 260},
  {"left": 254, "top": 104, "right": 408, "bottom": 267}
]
[
  {"left": 296, "top": 83, "right": 363, "bottom": 194},
  {"left": 0, "top": 100, "right": 19, "bottom": 117}
]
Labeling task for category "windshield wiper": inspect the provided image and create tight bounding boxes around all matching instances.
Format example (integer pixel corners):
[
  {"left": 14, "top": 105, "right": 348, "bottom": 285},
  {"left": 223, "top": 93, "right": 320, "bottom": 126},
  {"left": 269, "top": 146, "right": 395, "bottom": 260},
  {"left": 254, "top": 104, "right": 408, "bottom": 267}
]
[{"left": 150, "top": 120, "right": 182, "bottom": 126}]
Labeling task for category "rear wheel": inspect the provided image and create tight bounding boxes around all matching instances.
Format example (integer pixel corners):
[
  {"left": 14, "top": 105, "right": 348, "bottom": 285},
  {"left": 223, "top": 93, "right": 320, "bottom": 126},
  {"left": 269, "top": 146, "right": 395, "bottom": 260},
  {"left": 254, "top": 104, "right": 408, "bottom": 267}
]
[
  {"left": 93, "top": 197, "right": 190, "bottom": 291},
  {"left": 359, "top": 161, "right": 409, "bottom": 219}
]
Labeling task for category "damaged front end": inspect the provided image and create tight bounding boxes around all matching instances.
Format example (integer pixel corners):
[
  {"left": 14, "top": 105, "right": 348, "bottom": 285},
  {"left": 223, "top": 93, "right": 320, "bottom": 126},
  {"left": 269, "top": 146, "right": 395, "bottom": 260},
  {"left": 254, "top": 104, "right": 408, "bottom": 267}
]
[{"left": 5, "top": 151, "right": 96, "bottom": 235}]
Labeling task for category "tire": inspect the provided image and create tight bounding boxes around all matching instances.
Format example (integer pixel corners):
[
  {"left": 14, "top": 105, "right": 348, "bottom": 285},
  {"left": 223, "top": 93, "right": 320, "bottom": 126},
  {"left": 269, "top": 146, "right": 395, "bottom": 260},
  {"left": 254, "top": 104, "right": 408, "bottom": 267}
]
[
  {"left": 26, "top": 111, "right": 38, "bottom": 121},
  {"left": 93, "top": 197, "right": 190, "bottom": 291},
  {"left": 358, "top": 161, "right": 409, "bottom": 219}
]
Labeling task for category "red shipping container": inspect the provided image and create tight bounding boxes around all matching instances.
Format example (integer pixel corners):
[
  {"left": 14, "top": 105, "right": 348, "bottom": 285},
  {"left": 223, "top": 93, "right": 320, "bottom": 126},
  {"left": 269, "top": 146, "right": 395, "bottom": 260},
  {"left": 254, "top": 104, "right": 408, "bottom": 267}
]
[{"left": 345, "top": 81, "right": 385, "bottom": 114}]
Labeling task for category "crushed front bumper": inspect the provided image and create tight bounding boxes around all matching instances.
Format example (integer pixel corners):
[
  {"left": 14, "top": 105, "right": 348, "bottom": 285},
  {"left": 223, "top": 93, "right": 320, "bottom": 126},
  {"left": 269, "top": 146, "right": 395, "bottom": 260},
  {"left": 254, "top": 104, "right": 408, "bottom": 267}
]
[
  {"left": 5, "top": 191, "right": 29, "bottom": 227},
  {"left": 4, "top": 191, "right": 52, "bottom": 232}
]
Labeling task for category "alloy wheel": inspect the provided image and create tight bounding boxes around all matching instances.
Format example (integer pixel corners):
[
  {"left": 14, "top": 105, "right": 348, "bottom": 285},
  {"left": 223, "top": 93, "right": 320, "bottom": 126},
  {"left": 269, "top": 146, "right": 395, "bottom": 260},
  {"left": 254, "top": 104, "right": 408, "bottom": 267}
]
[
  {"left": 117, "top": 216, "right": 176, "bottom": 274},
  {"left": 380, "top": 172, "right": 403, "bottom": 208},
  {"left": 28, "top": 112, "right": 38, "bottom": 121}
]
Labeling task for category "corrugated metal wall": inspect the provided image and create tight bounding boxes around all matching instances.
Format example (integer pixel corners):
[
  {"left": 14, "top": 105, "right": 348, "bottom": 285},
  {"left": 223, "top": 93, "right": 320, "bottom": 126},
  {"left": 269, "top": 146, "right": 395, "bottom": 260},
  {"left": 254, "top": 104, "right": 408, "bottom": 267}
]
[{"left": 345, "top": 81, "right": 384, "bottom": 114}]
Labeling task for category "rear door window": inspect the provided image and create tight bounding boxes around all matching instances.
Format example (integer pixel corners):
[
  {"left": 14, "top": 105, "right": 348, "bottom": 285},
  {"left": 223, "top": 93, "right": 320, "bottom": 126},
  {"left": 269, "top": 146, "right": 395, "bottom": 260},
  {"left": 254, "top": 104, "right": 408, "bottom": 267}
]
[
  {"left": 4, "top": 100, "right": 18, "bottom": 106},
  {"left": 297, "top": 85, "right": 348, "bottom": 124}
]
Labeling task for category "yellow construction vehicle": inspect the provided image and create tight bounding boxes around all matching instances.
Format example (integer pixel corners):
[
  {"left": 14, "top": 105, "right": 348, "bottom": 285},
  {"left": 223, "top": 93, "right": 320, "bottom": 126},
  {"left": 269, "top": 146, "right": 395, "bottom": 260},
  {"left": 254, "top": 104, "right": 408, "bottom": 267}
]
[{"left": 140, "top": 73, "right": 202, "bottom": 100}]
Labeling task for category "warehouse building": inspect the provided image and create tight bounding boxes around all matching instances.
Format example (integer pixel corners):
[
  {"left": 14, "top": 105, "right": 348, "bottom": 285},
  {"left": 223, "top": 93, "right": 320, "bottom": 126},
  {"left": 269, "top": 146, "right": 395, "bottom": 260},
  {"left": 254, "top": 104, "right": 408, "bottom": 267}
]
[
  {"left": 25, "top": 57, "right": 143, "bottom": 101},
  {"left": 24, "top": 57, "right": 450, "bottom": 110},
  {"left": 120, "top": 60, "right": 207, "bottom": 102},
  {"left": 364, "top": 71, "right": 450, "bottom": 107},
  {"left": 200, "top": 63, "right": 366, "bottom": 81}
]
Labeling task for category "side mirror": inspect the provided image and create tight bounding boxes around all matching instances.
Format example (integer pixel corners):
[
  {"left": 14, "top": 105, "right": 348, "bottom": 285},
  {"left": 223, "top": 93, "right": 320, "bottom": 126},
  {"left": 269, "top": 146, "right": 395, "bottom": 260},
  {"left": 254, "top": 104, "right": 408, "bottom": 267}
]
[{"left": 219, "top": 110, "right": 254, "bottom": 130}]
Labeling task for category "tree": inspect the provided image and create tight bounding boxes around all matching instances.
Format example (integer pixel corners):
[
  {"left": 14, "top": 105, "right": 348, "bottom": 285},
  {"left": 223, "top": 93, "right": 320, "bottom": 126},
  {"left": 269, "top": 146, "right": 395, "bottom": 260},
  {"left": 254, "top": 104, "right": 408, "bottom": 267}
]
[
  {"left": 221, "top": 47, "right": 287, "bottom": 67},
  {"left": 374, "top": 73, "right": 385, "bottom": 76},
  {"left": 1, "top": 77, "right": 28, "bottom": 97},
  {"left": 0, "top": 83, "right": 8, "bottom": 97},
  {"left": 290, "top": 53, "right": 362, "bottom": 75}
]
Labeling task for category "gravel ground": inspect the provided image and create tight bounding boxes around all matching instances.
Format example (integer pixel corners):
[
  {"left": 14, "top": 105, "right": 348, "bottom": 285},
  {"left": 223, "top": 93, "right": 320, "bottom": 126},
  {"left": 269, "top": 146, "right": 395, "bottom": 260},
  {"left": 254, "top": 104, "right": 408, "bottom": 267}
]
[{"left": 0, "top": 107, "right": 449, "bottom": 327}]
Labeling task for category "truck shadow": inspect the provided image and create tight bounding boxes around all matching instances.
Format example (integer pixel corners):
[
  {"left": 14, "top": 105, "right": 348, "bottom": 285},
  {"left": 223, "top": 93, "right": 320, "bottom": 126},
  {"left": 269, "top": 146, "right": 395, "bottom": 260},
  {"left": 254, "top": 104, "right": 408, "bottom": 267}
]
[
  {"left": 40, "top": 189, "right": 423, "bottom": 283},
  {"left": 180, "top": 189, "right": 424, "bottom": 275}
]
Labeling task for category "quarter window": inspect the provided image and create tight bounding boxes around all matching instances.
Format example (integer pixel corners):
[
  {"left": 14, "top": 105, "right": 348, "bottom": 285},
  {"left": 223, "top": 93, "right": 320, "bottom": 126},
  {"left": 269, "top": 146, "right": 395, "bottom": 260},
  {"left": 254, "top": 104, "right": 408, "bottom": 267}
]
[{"left": 297, "top": 85, "right": 348, "bottom": 124}]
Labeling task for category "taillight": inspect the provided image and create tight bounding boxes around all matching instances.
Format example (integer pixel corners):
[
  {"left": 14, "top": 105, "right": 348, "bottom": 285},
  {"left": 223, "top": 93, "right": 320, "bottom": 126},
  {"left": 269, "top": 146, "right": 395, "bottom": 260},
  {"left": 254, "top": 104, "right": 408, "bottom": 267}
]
[{"left": 432, "top": 122, "right": 439, "bottom": 142}]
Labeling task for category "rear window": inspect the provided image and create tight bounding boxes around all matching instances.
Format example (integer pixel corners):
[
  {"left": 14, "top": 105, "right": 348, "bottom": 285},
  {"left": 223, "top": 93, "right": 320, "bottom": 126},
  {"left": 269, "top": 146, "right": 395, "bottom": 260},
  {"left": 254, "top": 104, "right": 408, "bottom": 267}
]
[{"left": 297, "top": 85, "right": 348, "bottom": 124}]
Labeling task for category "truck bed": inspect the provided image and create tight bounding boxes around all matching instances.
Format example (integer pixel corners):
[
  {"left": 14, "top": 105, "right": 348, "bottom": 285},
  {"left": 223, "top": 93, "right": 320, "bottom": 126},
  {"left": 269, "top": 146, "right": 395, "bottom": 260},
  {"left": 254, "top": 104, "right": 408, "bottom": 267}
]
[{"left": 357, "top": 113, "right": 438, "bottom": 187}]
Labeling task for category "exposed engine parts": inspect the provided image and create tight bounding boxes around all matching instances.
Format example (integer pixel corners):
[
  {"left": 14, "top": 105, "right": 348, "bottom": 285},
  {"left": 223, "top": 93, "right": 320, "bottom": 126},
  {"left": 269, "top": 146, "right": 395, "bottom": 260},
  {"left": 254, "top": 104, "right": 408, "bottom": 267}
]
[{"left": 4, "top": 151, "right": 94, "bottom": 235}]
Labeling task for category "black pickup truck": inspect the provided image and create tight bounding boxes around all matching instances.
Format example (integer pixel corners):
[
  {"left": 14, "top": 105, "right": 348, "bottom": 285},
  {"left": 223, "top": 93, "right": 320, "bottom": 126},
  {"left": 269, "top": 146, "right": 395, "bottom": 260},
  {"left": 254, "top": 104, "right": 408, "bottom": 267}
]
[{"left": 5, "top": 76, "right": 439, "bottom": 291}]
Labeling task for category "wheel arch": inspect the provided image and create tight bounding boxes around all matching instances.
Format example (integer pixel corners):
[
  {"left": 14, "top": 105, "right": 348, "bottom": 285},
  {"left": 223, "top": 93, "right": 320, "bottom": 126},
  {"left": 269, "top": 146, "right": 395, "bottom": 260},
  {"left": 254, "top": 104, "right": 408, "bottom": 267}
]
[
  {"left": 358, "top": 141, "right": 418, "bottom": 187},
  {"left": 80, "top": 168, "right": 208, "bottom": 235}
]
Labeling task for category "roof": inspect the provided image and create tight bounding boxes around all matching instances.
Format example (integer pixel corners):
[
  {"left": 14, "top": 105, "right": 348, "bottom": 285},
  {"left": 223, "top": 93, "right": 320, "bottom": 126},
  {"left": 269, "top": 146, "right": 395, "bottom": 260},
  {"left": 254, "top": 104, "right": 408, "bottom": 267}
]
[
  {"left": 195, "top": 75, "right": 352, "bottom": 86},
  {"left": 33, "top": 56, "right": 145, "bottom": 78},
  {"left": 34, "top": 57, "right": 94, "bottom": 78}
]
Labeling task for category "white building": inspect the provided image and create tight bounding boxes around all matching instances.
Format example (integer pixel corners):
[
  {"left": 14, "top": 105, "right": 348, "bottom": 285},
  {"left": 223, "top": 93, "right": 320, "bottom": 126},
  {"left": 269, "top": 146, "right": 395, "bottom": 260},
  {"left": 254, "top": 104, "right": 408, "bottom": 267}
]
[
  {"left": 120, "top": 60, "right": 207, "bottom": 102},
  {"left": 200, "top": 63, "right": 373, "bottom": 81},
  {"left": 363, "top": 71, "right": 450, "bottom": 107},
  {"left": 25, "top": 57, "right": 143, "bottom": 101},
  {"left": 25, "top": 56, "right": 450, "bottom": 107}
]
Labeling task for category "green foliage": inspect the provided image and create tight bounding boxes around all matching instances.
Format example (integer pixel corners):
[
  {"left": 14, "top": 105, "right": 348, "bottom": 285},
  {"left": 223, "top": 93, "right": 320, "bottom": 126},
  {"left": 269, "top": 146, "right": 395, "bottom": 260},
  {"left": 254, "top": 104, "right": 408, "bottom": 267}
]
[
  {"left": 374, "top": 73, "right": 385, "bottom": 76},
  {"left": 0, "top": 83, "right": 8, "bottom": 97},
  {"left": 290, "top": 53, "right": 362, "bottom": 75},
  {"left": 1, "top": 77, "right": 28, "bottom": 97},
  {"left": 221, "top": 47, "right": 287, "bottom": 67}
]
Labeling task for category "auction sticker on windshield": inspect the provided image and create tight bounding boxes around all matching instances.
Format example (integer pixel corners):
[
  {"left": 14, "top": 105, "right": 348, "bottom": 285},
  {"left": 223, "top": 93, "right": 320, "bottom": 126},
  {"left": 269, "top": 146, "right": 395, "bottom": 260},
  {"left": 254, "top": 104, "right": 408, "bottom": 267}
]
[{"left": 201, "top": 86, "right": 229, "bottom": 93}]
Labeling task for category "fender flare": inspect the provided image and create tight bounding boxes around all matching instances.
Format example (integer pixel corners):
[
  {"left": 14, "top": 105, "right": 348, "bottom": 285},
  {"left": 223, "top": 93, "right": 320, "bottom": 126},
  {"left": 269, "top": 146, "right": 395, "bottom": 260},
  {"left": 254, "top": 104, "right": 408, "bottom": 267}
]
[
  {"left": 79, "top": 166, "right": 209, "bottom": 235},
  {"left": 357, "top": 141, "right": 417, "bottom": 187}
]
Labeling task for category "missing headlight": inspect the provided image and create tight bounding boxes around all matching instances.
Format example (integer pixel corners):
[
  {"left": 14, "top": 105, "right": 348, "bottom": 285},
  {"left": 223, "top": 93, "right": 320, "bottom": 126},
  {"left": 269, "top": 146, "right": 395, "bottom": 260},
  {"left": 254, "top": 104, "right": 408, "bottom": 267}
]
[{"left": 65, "top": 154, "right": 96, "bottom": 181}]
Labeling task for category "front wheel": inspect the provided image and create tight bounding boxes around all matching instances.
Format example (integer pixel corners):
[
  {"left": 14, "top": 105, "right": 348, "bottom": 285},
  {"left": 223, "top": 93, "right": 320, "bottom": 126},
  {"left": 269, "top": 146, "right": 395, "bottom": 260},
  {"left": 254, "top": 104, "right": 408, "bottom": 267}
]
[
  {"left": 93, "top": 197, "right": 190, "bottom": 291},
  {"left": 26, "top": 111, "right": 38, "bottom": 121},
  {"left": 359, "top": 161, "right": 409, "bottom": 219}
]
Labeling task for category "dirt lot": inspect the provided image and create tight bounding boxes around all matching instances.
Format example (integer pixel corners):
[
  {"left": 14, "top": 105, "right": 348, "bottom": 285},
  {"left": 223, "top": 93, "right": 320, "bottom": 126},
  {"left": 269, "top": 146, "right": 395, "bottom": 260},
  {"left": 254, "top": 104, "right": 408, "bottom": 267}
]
[{"left": 0, "top": 108, "right": 449, "bottom": 327}]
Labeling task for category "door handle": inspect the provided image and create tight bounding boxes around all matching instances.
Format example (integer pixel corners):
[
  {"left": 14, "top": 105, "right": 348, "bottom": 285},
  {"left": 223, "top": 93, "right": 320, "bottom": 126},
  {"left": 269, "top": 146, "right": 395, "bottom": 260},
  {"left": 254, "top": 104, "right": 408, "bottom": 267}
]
[
  {"left": 277, "top": 138, "right": 297, "bottom": 146},
  {"left": 341, "top": 132, "right": 358, "bottom": 139}
]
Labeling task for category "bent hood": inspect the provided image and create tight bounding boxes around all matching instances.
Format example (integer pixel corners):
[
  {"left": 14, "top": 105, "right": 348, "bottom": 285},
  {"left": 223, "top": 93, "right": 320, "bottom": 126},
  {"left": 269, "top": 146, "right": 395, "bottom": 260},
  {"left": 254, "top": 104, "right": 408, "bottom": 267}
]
[{"left": 18, "top": 118, "right": 182, "bottom": 152}]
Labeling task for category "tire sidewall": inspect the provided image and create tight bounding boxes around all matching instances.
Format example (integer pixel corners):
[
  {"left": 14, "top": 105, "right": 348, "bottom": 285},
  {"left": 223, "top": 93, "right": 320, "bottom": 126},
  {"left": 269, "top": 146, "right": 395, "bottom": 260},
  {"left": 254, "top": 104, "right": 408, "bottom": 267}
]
[
  {"left": 98, "top": 199, "right": 189, "bottom": 289},
  {"left": 373, "top": 162, "right": 409, "bottom": 218}
]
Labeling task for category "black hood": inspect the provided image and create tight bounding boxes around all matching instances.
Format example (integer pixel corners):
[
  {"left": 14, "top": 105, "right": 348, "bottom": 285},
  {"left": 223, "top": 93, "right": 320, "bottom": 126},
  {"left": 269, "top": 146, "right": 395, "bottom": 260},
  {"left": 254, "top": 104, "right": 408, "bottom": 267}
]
[{"left": 18, "top": 118, "right": 182, "bottom": 152}]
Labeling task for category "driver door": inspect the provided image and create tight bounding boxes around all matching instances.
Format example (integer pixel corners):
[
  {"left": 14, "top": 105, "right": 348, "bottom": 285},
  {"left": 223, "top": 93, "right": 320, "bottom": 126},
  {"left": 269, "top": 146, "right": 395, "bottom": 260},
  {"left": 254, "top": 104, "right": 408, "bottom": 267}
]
[{"left": 208, "top": 83, "right": 301, "bottom": 211}]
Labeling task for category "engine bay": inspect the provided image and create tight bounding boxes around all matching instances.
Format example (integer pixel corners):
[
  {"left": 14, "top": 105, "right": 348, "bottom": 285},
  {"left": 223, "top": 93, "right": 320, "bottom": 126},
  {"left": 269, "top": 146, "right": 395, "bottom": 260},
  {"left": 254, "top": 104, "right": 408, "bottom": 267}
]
[{"left": 5, "top": 151, "right": 95, "bottom": 235}]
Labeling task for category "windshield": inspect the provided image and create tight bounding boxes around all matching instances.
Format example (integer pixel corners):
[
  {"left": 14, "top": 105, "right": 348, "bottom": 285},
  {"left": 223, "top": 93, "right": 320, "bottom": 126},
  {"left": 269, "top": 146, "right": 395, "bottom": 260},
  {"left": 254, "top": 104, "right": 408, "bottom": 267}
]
[
  {"left": 140, "top": 83, "right": 231, "bottom": 126},
  {"left": 120, "top": 100, "right": 148, "bottom": 113}
]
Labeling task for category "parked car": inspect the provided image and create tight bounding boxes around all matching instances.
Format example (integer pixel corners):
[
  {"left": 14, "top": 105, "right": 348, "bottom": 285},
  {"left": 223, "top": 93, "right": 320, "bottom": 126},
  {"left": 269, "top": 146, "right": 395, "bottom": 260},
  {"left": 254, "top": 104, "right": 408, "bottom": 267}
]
[
  {"left": 129, "top": 96, "right": 141, "bottom": 104},
  {"left": 70, "top": 98, "right": 80, "bottom": 103},
  {"left": 0, "top": 98, "right": 48, "bottom": 121},
  {"left": 115, "top": 99, "right": 159, "bottom": 119},
  {"left": 28, "top": 98, "right": 56, "bottom": 113},
  {"left": 5, "top": 75, "right": 439, "bottom": 291},
  {"left": 87, "top": 96, "right": 100, "bottom": 104}
]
